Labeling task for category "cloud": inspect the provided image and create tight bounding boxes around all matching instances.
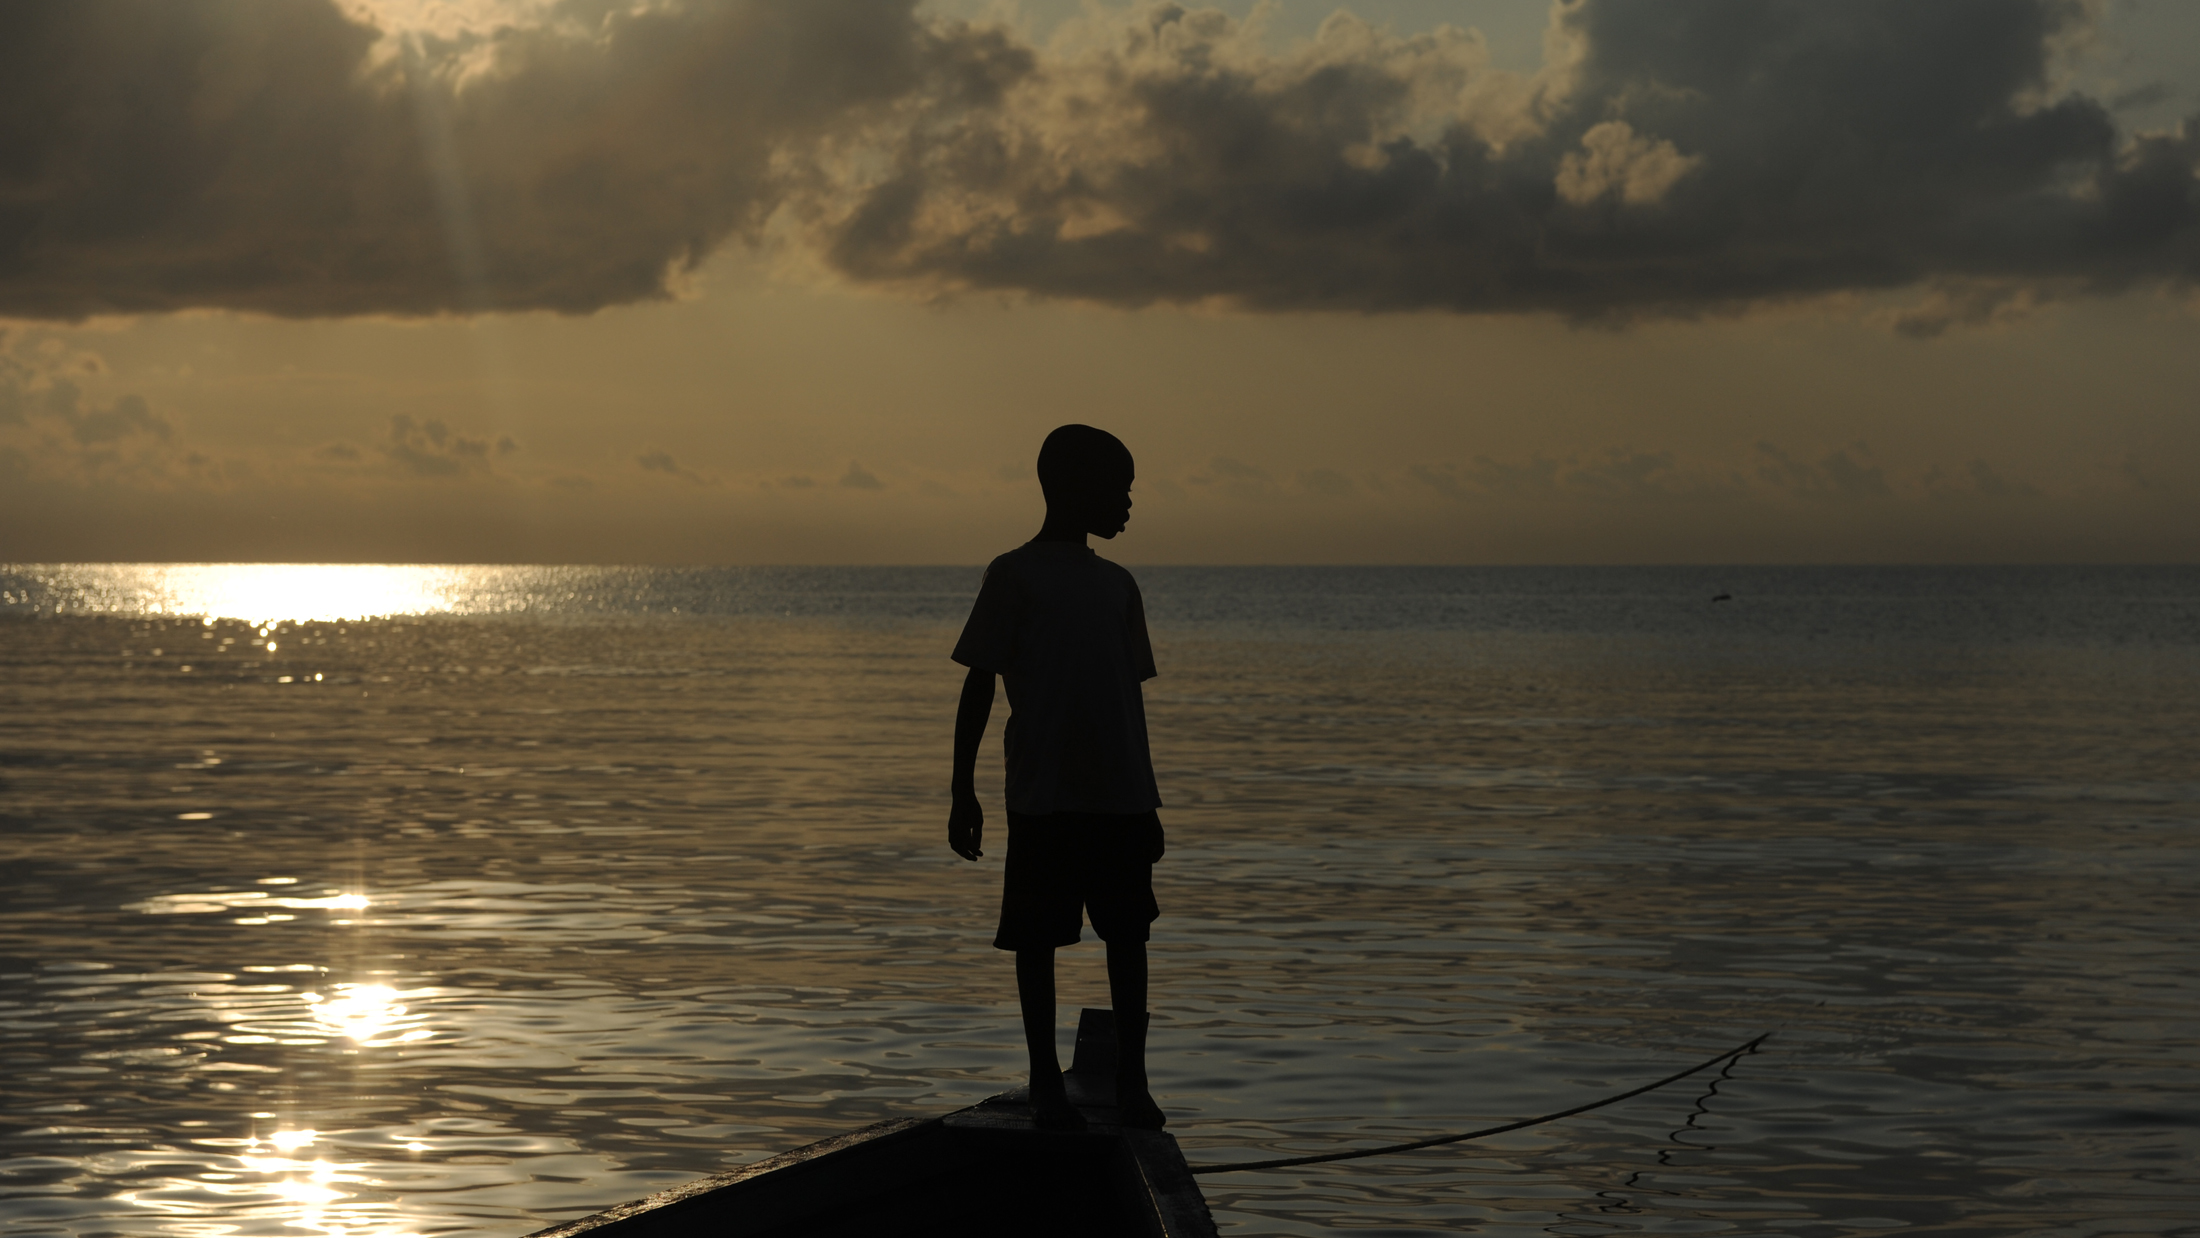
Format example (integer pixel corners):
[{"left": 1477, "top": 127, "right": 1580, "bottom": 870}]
[
  {"left": 1929, "top": 458, "right": 2044, "bottom": 499},
  {"left": 637, "top": 449, "right": 711, "bottom": 485},
  {"left": 1408, "top": 464, "right": 1466, "bottom": 499},
  {"left": 2110, "top": 83, "right": 2173, "bottom": 113},
  {"left": 1888, "top": 282, "right": 2048, "bottom": 338},
  {"left": 2117, "top": 452, "right": 2159, "bottom": 493},
  {"left": 1463, "top": 455, "right": 1561, "bottom": 495},
  {"left": 4, "top": 0, "right": 2196, "bottom": 325},
  {"left": 0, "top": 331, "right": 191, "bottom": 483},
  {"left": 1553, "top": 121, "right": 1701, "bottom": 207},
  {"left": 1753, "top": 442, "right": 1892, "bottom": 499},
  {"left": 1563, "top": 450, "right": 1690, "bottom": 499},
  {"left": 839, "top": 460, "right": 884, "bottom": 489},
  {"left": 1187, "top": 455, "right": 1274, "bottom": 500},
  {"left": 1398, "top": 444, "right": 2061, "bottom": 506},
  {"left": 817, "top": 0, "right": 2200, "bottom": 321},
  {"left": 1408, "top": 456, "right": 1564, "bottom": 499},
  {"left": 0, "top": 0, "right": 1005, "bottom": 319},
  {"left": 1409, "top": 445, "right": 1896, "bottom": 503},
  {"left": 2, "top": 329, "right": 536, "bottom": 490},
  {"left": 1204, "top": 456, "right": 1267, "bottom": 482},
  {"left": 1415, "top": 453, "right": 1699, "bottom": 500},
  {"left": 383, "top": 413, "right": 514, "bottom": 477}
]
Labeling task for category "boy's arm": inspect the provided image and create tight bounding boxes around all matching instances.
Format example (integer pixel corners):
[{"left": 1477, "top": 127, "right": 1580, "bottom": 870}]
[{"left": 948, "top": 664, "right": 994, "bottom": 860}]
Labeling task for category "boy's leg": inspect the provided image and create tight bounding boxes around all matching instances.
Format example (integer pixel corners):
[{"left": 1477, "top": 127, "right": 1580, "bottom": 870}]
[
  {"left": 1106, "top": 939, "right": 1165, "bottom": 1129},
  {"left": 1104, "top": 937, "right": 1146, "bottom": 1034},
  {"left": 1015, "top": 948, "right": 1086, "bottom": 1130},
  {"left": 1014, "top": 948, "right": 1060, "bottom": 1082}
]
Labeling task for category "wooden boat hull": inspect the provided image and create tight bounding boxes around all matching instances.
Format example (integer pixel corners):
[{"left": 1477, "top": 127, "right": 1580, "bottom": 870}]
[{"left": 525, "top": 1010, "right": 1217, "bottom": 1238}]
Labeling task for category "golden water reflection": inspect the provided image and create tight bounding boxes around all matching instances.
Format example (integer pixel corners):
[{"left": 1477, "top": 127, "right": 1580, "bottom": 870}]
[
  {"left": 13, "top": 563, "right": 476, "bottom": 623},
  {"left": 132, "top": 888, "right": 377, "bottom": 928},
  {"left": 142, "top": 1131, "right": 428, "bottom": 1238},
  {"left": 146, "top": 960, "right": 444, "bottom": 1234},
  {"left": 305, "top": 984, "right": 429, "bottom": 1045},
  {"left": 21, "top": 575, "right": 2194, "bottom": 1237},
  {"left": 116, "top": 879, "right": 449, "bottom": 1232}
]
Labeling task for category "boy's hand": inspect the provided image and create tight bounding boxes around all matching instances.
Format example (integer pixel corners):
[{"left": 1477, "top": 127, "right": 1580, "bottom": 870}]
[{"left": 949, "top": 792, "right": 984, "bottom": 861}]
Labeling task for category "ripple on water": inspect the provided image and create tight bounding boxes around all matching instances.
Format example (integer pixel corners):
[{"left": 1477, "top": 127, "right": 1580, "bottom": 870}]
[{"left": 3, "top": 578, "right": 2198, "bottom": 1236}]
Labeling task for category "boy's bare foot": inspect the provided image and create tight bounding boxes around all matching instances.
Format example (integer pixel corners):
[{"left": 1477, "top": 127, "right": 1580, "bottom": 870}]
[
  {"left": 1030, "top": 1075, "right": 1088, "bottom": 1131},
  {"left": 1115, "top": 1077, "right": 1166, "bottom": 1130}
]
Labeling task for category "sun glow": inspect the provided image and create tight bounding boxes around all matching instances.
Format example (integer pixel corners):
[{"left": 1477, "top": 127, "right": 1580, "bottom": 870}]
[
  {"left": 122, "top": 972, "right": 445, "bottom": 1235},
  {"left": 214, "top": 1140, "right": 426, "bottom": 1238},
  {"left": 307, "top": 984, "right": 415, "bottom": 1043},
  {"left": 127, "top": 564, "right": 461, "bottom": 623},
  {"left": 12, "top": 564, "right": 485, "bottom": 623},
  {"left": 135, "top": 889, "right": 375, "bottom": 915},
  {"left": 337, "top": 0, "right": 560, "bottom": 41},
  {"left": 271, "top": 1174, "right": 347, "bottom": 1209}
]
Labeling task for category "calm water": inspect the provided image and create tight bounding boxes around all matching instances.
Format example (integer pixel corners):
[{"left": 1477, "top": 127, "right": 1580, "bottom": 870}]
[{"left": 2, "top": 564, "right": 2196, "bottom": 1238}]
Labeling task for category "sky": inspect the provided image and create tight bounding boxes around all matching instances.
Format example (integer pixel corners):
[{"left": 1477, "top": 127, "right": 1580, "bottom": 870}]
[{"left": 2, "top": 0, "right": 2196, "bottom": 565}]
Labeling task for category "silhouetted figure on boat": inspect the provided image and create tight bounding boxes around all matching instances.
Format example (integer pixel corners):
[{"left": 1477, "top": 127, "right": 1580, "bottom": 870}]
[{"left": 949, "top": 423, "right": 1167, "bottom": 1132}]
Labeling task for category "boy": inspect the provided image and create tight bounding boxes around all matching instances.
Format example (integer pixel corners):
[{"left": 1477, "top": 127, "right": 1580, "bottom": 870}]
[{"left": 948, "top": 423, "right": 1166, "bottom": 1131}]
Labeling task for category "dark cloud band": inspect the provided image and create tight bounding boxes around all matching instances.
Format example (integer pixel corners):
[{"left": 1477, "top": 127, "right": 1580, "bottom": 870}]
[
  {"left": 2, "top": 0, "right": 2193, "bottom": 323},
  {"left": 0, "top": 0, "right": 955, "bottom": 318},
  {"left": 828, "top": 0, "right": 2200, "bottom": 319}
]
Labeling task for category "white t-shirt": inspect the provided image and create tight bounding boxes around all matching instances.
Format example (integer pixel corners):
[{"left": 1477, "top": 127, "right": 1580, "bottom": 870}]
[{"left": 952, "top": 541, "right": 1162, "bottom": 815}]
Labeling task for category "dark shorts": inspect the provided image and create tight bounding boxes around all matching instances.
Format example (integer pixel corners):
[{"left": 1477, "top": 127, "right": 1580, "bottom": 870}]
[{"left": 993, "top": 810, "right": 1164, "bottom": 952}]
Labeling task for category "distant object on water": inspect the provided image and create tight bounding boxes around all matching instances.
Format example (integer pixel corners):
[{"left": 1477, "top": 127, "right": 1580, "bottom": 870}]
[
  {"left": 1711, "top": 593, "right": 1733, "bottom": 602},
  {"left": 525, "top": 1009, "right": 1215, "bottom": 1238}
]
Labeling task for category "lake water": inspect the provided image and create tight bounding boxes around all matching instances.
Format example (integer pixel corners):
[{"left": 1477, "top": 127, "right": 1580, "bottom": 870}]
[{"left": 2, "top": 564, "right": 2196, "bottom": 1237}]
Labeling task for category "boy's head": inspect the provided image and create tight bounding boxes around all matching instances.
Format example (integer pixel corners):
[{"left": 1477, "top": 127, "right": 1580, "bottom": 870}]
[{"left": 1037, "top": 424, "right": 1135, "bottom": 539}]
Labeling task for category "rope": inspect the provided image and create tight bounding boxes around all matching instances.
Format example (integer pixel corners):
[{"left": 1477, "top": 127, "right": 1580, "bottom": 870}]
[{"left": 1186, "top": 1032, "right": 1769, "bottom": 1175}]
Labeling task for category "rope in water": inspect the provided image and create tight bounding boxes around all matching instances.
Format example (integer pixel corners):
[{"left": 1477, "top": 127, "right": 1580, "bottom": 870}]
[{"left": 1185, "top": 1032, "right": 1770, "bottom": 1175}]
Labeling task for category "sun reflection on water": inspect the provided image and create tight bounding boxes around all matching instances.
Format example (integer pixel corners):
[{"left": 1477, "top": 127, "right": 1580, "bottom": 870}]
[
  {"left": 133, "top": 888, "right": 378, "bottom": 920},
  {"left": 128, "top": 1073, "right": 444, "bottom": 1237},
  {"left": 188, "top": 1130, "right": 428, "bottom": 1238},
  {"left": 10, "top": 563, "right": 480, "bottom": 623},
  {"left": 130, "top": 948, "right": 448, "bottom": 1236},
  {"left": 305, "top": 984, "right": 429, "bottom": 1045},
  {"left": 266, "top": 1128, "right": 320, "bottom": 1153},
  {"left": 106, "top": 875, "right": 637, "bottom": 1238}
]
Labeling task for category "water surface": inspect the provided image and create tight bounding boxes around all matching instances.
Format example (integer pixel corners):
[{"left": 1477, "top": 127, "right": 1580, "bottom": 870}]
[{"left": 2, "top": 564, "right": 2196, "bottom": 1236}]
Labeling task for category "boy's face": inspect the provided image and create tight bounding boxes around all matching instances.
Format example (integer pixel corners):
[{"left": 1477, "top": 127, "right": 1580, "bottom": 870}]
[{"left": 1078, "top": 471, "right": 1135, "bottom": 539}]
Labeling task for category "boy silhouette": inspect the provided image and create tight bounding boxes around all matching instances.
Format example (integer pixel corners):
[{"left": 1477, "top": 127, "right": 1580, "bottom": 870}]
[{"left": 949, "top": 424, "right": 1167, "bottom": 1131}]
